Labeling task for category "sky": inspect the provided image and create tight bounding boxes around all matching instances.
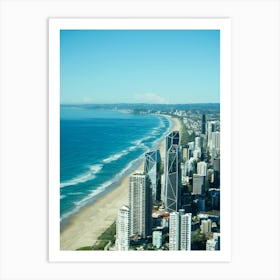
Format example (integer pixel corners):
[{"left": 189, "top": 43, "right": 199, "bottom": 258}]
[{"left": 60, "top": 30, "right": 220, "bottom": 104}]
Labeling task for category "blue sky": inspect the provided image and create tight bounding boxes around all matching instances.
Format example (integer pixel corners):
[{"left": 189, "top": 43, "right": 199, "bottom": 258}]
[{"left": 60, "top": 30, "right": 220, "bottom": 104}]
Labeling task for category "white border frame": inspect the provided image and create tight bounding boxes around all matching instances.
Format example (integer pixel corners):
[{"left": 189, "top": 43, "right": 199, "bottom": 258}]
[{"left": 49, "top": 18, "right": 231, "bottom": 262}]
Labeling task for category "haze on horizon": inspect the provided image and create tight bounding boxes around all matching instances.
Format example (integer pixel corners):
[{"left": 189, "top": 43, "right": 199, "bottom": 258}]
[{"left": 60, "top": 30, "right": 220, "bottom": 105}]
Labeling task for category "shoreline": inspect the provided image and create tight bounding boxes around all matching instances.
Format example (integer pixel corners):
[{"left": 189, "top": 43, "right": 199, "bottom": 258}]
[{"left": 60, "top": 114, "right": 182, "bottom": 250}]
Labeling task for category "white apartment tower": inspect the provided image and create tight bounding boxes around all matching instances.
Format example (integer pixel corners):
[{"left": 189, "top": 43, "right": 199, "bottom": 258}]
[
  {"left": 197, "top": 161, "right": 207, "bottom": 176},
  {"left": 169, "top": 211, "right": 180, "bottom": 250},
  {"left": 129, "top": 173, "right": 152, "bottom": 238},
  {"left": 193, "top": 174, "right": 205, "bottom": 195},
  {"left": 152, "top": 231, "right": 163, "bottom": 249},
  {"left": 116, "top": 205, "right": 130, "bottom": 251},
  {"left": 194, "top": 136, "right": 201, "bottom": 150},
  {"left": 169, "top": 210, "right": 192, "bottom": 251},
  {"left": 201, "top": 219, "right": 212, "bottom": 234},
  {"left": 180, "top": 212, "right": 192, "bottom": 250}
]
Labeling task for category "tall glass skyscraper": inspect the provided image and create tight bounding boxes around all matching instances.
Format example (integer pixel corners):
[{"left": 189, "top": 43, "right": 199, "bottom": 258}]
[
  {"left": 144, "top": 150, "right": 161, "bottom": 203},
  {"left": 166, "top": 130, "right": 179, "bottom": 150},
  {"left": 202, "top": 114, "right": 206, "bottom": 134}
]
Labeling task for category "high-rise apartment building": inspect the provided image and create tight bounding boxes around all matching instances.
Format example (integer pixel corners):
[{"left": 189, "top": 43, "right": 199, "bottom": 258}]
[
  {"left": 213, "top": 158, "right": 220, "bottom": 187},
  {"left": 169, "top": 209, "right": 192, "bottom": 250},
  {"left": 207, "top": 121, "right": 217, "bottom": 148},
  {"left": 182, "top": 144, "right": 189, "bottom": 162},
  {"left": 152, "top": 231, "right": 163, "bottom": 249},
  {"left": 116, "top": 205, "right": 130, "bottom": 251},
  {"left": 211, "top": 131, "right": 220, "bottom": 151},
  {"left": 144, "top": 150, "right": 161, "bottom": 203},
  {"left": 193, "top": 174, "right": 205, "bottom": 195},
  {"left": 195, "top": 136, "right": 201, "bottom": 150},
  {"left": 197, "top": 161, "right": 207, "bottom": 176},
  {"left": 169, "top": 212, "right": 180, "bottom": 250},
  {"left": 201, "top": 219, "right": 212, "bottom": 234},
  {"left": 180, "top": 212, "right": 192, "bottom": 250},
  {"left": 129, "top": 173, "right": 152, "bottom": 238}
]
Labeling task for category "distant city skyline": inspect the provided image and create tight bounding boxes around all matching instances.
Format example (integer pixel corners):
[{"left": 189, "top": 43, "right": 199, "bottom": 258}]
[{"left": 60, "top": 30, "right": 220, "bottom": 104}]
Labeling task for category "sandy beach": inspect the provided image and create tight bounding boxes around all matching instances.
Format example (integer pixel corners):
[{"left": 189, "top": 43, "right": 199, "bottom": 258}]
[{"left": 60, "top": 115, "right": 182, "bottom": 250}]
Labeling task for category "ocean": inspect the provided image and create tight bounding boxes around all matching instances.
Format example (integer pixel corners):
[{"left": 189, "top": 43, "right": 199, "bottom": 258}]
[{"left": 60, "top": 106, "right": 171, "bottom": 228}]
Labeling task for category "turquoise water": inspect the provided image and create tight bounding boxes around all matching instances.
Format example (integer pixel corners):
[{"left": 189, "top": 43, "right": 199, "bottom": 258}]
[{"left": 60, "top": 107, "right": 171, "bottom": 227}]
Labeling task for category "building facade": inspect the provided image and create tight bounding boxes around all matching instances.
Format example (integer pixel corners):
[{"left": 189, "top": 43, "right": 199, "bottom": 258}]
[
  {"left": 144, "top": 150, "right": 161, "bottom": 203},
  {"left": 201, "top": 219, "right": 212, "bottom": 234},
  {"left": 201, "top": 114, "right": 206, "bottom": 135},
  {"left": 169, "top": 209, "right": 192, "bottom": 251},
  {"left": 152, "top": 230, "right": 163, "bottom": 249},
  {"left": 180, "top": 212, "right": 192, "bottom": 250},
  {"left": 164, "top": 130, "right": 181, "bottom": 212},
  {"left": 165, "top": 144, "right": 181, "bottom": 212},
  {"left": 129, "top": 173, "right": 152, "bottom": 238},
  {"left": 197, "top": 161, "right": 207, "bottom": 176},
  {"left": 116, "top": 205, "right": 130, "bottom": 251},
  {"left": 169, "top": 211, "right": 180, "bottom": 250},
  {"left": 193, "top": 174, "right": 205, "bottom": 195}
]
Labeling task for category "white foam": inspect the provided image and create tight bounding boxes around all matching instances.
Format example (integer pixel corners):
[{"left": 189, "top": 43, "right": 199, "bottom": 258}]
[
  {"left": 60, "top": 164, "right": 103, "bottom": 188},
  {"left": 67, "top": 192, "right": 84, "bottom": 196},
  {"left": 74, "top": 180, "right": 113, "bottom": 206},
  {"left": 102, "top": 149, "right": 129, "bottom": 163},
  {"left": 61, "top": 156, "right": 143, "bottom": 224},
  {"left": 102, "top": 144, "right": 142, "bottom": 164},
  {"left": 131, "top": 135, "right": 153, "bottom": 147}
]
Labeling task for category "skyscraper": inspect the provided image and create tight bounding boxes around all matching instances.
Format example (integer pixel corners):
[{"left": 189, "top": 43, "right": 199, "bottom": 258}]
[
  {"left": 213, "top": 157, "right": 220, "bottom": 187},
  {"left": 129, "top": 173, "right": 152, "bottom": 238},
  {"left": 211, "top": 131, "right": 220, "bottom": 151},
  {"left": 164, "top": 131, "right": 181, "bottom": 212},
  {"left": 197, "top": 161, "right": 207, "bottom": 176},
  {"left": 201, "top": 219, "right": 212, "bottom": 234},
  {"left": 116, "top": 205, "right": 130, "bottom": 251},
  {"left": 144, "top": 150, "right": 161, "bottom": 203},
  {"left": 152, "top": 231, "right": 163, "bottom": 249},
  {"left": 166, "top": 131, "right": 180, "bottom": 151},
  {"left": 169, "top": 211, "right": 180, "bottom": 250},
  {"left": 207, "top": 121, "right": 217, "bottom": 148},
  {"left": 193, "top": 174, "right": 205, "bottom": 195},
  {"left": 180, "top": 212, "right": 192, "bottom": 250},
  {"left": 169, "top": 209, "right": 192, "bottom": 250},
  {"left": 165, "top": 144, "right": 181, "bottom": 212},
  {"left": 195, "top": 136, "right": 201, "bottom": 150},
  {"left": 201, "top": 114, "right": 206, "bottom": 135}
]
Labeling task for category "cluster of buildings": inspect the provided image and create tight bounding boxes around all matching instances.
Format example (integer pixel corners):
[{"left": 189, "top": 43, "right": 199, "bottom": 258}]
[{"left": 115, "top": 113, "right": 220, "bottom": 251}]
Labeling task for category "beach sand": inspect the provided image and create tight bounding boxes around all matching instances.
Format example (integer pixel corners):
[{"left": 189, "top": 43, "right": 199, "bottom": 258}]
[{"left": 60, "top": 115, "right": 182, "bottom": 250}]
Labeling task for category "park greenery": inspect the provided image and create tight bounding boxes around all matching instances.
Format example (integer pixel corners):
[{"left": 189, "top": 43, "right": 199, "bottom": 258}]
[{"left": 76, "top": 222, "right": 116, "bottom": 251}]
